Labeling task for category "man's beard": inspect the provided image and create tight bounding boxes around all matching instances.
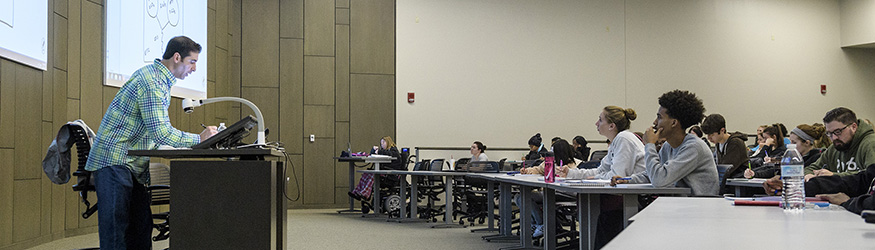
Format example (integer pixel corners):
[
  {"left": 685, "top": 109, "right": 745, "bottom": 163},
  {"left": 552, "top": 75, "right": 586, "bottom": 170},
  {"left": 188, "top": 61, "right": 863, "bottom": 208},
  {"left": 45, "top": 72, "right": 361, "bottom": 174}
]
[{"left": 834, "top": 140, "right": 851, "bottom": 151}]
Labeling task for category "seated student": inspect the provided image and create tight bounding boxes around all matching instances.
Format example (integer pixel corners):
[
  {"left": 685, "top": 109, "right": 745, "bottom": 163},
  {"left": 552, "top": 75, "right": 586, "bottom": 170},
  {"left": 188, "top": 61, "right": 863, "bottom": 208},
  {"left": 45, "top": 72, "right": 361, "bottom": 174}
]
[
  {"left": 745, "top": 123, "right": 828, "bottom": 179},
  {"left": 515, "top": 139, "right": 579, "bottom": 237},
  {"left": 470, "top": 141, "right": 488, "bottom": 162},
  {"left": 802, "top": 107, "right": 874, "bottom": 181},
  {"left": 556, "top": 106, "right": 645, "bottom": 248},
  {"left": 688, "top": 125, "right": 711, "bottom": 148},
  {"left": 763, "top": 163, "right": 875, "bottom": 214},
  {"left": 558, "top": 106, "right": 645, "bottom": 180},
  {"left": 700, "top": 114, "right": 749, "bottom": 192},
  {"left": 572, "top": 135, "right": 591, "bottom": 161},
  {"left": 614, "top": 89, "right": 719, "bottom": 197},
  {"left": 773, "top": 122, "right": 792, "bottom": 147},
  {"left": 750, "top": 125, "right": 786, "bottom": 162},
  {"left": 749, "top": 125, "right": 767, "bottom": 154},
  {"left": 348, "top": 136, "right": 404, "bottom": 203},
  {"left": 523, "top": 133, "right": 548, "bottom": 161}
]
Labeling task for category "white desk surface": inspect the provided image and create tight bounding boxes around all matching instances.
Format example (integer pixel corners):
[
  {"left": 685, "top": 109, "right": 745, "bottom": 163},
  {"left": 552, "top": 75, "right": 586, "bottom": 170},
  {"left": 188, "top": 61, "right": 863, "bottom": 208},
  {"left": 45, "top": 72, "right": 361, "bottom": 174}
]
[{"left": 604, "top": 197, "right": 875, "bottom": 250}]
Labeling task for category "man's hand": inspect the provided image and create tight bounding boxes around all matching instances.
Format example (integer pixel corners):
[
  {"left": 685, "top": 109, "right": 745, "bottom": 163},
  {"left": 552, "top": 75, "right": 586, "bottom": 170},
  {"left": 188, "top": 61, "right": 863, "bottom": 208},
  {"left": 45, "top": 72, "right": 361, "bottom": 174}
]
[
  {"left": 813, "top": 169, "right": 834, "bottom": 177},
  {"left": 816, "top": 193, "right": 851, "bottom": 205},
  {"left": 763, "top": 176, "right": 783, "bottom": 196},
  {"left": 804, "top": 174, "right": 816, "bottom": 182},
  {"left": 743, "top": 168, "right": 755, "bottom": 179},
  {"left": 644, "top": 127, "right": 661, "bottom": 145},
  {"left": 610, "top": 175, "right": 628, "bottom": 186},
  {"left": 199, "top": 126, "right": 218, "bottom": 141}
]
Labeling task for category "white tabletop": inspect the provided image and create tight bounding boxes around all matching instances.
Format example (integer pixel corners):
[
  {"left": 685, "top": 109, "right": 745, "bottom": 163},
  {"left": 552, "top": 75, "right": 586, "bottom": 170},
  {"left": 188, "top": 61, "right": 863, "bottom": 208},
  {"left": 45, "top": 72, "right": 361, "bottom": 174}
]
[{"left": 604, "top": 197, "right": 875, "bottom": 250}]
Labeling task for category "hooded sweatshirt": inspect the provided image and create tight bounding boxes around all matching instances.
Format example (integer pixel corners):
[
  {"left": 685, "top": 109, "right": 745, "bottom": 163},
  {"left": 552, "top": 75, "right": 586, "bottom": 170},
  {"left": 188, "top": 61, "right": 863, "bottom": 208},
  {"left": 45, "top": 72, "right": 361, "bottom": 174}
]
[
  {"left": 804, "top": 119, "right": 875, "bottom": 176},
  {"left": 716, "top": 131, "right": 749, "bottom": 179}
]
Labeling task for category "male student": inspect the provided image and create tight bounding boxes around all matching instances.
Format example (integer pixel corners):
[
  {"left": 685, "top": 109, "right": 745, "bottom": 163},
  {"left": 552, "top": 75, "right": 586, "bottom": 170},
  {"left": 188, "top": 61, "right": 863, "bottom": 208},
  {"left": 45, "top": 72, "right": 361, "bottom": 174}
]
[
  {"left": 802, "top": 107, "right": 875, "bottom": 181},
  {"left": 86, "top": 36, "right": 217, "bottom": 249},
  {"left": 615, "top": 90, "right": 719, "bottom": 197},
  {"left": 763, "top": 163, "right": 875, "bottom": 214},
  {"left": 700, "top": 114, "right": 749, "bottom": 193}
]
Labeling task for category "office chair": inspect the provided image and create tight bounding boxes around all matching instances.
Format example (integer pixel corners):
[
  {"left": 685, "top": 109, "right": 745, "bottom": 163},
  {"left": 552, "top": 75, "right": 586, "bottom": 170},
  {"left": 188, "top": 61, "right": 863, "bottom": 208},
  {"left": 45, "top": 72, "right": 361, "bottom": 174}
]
[
  {"left": 68, "top": 123, "right": 99, "bottom": 219},
  {"left": 589, "top": 150, "right": 608, "bottom": 162},
  {"left": 148, "top": 163, "right": 171, "bottom": 242}
]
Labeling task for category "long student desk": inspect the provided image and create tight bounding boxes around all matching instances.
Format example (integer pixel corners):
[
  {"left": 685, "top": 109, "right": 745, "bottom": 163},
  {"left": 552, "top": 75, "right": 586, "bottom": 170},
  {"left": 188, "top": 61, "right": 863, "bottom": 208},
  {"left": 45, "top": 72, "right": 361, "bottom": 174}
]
[
  {"left": 357, "top": 169, "right": 467, "bottom": 227},
  {"left": 725, "top": 178, "right": 768, "bottom": 196},
  {"left": 334, "top": 156, "right": 395, "bottom": 213},
  {"left": 603, "top": 197, "right": 875, "bottom": 249},
  {"left": 467, "top": 174, "right": 691, "bottom": 250}
]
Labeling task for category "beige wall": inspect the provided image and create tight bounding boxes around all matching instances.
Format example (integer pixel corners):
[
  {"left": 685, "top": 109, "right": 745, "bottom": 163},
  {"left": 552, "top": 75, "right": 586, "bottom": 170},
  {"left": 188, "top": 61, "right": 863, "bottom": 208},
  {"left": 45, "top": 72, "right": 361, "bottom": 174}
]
[
  {"left": 0, "top": 0, "right": 395, "bottom": 249},
  {"left": 841, "top": 0, "right": 875, "bottom": 47},
  {"left": 398, "top": 0, "right": 875, "bottom": 161}
]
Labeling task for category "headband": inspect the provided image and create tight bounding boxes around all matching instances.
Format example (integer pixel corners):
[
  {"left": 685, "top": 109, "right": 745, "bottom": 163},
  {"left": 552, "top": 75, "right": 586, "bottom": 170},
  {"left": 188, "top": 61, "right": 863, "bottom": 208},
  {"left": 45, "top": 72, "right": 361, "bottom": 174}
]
[{"left": 791, "top": 127, "right": 815, "bottom": 144}]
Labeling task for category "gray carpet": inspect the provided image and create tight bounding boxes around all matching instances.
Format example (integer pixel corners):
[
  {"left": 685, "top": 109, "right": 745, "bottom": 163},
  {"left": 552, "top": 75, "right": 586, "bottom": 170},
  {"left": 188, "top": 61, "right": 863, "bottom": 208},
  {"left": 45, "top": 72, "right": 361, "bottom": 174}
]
[{"left": 28, "top": 209, "right": 518, "bottom": 249}]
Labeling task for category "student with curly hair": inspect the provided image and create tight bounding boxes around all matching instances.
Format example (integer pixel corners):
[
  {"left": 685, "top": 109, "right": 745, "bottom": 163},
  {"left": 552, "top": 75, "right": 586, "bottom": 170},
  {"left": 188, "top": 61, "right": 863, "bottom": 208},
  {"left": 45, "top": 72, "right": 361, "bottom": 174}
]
[{"left": 614, "top": 89, "right": 719, "bottom": 197}]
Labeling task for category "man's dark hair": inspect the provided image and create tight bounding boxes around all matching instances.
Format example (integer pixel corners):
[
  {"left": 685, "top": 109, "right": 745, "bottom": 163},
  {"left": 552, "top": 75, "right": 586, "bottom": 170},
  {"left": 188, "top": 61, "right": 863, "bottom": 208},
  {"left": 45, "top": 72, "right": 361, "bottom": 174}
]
[
  {"left": 823, "top": 107, "right": 857, "bottom": 125},
  {"left": 700, "top": 114, "right": 726, "bottom": 135},
  {"left": 658, "top": 89, "right": 706, "bottom": 129},
  {"left": 162, "top": 36, "right": 202, "bottom": 60}
]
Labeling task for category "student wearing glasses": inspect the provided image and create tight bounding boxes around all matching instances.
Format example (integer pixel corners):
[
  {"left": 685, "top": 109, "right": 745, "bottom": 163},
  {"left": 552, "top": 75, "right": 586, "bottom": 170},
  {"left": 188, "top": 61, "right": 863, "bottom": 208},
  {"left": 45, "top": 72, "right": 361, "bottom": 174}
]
[{"left": 803, "top": 107, "right": 873, "bottom": 180}]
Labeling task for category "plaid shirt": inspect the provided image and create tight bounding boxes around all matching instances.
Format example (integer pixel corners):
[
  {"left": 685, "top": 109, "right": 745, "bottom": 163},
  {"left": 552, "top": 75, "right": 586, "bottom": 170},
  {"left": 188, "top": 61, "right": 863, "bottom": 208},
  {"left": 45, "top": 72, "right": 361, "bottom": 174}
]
[{"left": 85, "top": 59, "right": 200, "bottom": 184}]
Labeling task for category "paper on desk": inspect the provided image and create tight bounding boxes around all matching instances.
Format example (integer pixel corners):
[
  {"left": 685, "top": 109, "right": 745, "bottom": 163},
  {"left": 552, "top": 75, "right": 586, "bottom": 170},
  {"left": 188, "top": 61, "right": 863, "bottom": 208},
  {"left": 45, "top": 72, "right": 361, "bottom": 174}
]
[
  {"left": 157, "top": 145, "right": 190, "bottom": 150},
  {"left": 614, "top": 184, "right": 653, "bottom": 188},
  {"left": 368, "top": 154, "right": 391, "bottom": 158}
]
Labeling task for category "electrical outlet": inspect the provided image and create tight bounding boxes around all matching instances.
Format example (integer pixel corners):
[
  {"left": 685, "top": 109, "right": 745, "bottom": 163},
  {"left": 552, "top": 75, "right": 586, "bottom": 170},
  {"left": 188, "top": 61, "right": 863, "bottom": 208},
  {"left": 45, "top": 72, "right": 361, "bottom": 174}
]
[{"left": 309, "top": 134, "right": 315, "bottom": 142}]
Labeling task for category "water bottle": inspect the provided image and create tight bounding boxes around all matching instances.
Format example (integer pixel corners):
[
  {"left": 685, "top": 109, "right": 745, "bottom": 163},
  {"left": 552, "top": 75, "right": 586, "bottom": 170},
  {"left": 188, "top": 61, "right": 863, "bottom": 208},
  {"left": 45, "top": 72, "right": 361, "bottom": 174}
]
[
  {"left": 544, "top": 153, "right": 555, "bottom": 183},
  {"left": 780, "top": 144, "right": 805, "bottom": 211},
  {"left": 217, "top": 122, "right": 226, "bottom": 132}
]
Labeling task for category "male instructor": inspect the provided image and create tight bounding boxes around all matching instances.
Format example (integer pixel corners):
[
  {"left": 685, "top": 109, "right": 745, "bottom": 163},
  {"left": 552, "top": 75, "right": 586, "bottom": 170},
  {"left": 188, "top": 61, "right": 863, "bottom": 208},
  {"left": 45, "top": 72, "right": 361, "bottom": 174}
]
[{"left": 86, "top": 36, "right": 217, "bottom": 249}]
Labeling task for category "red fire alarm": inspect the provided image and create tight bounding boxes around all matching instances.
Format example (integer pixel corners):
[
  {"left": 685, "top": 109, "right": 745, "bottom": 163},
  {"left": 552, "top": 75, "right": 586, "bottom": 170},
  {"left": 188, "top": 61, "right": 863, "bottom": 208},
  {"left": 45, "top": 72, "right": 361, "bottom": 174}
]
[
  {"left": 407, "top": 92, "right": 415, "bottom": 103},
  {"left": 821, "top": 84, "right": 826, "bottom": 95}
]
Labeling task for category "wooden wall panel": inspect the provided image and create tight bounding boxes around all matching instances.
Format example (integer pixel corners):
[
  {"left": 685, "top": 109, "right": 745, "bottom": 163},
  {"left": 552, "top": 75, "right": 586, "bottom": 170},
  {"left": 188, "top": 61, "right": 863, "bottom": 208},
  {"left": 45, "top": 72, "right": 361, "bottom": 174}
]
[
  {"left": 13, "top": 180, "right": 41, "bottom": 242},
  {"left": 279, "top": 39, "right": 304, "bottom": 154},
  {"left": 53, "top": 15, "right": 68, "bottom": 71},
  {"left": 349, "top": 74, "right": 395, "bottom": 153},
  {"left": 66, "top": 0, "right": 81, "bottom": 100},
  {"left": 0, "top": 61, "right": 15, "bottom": 148},
  {"left": 350, "top": 0, "right": 395, "bottom": 74},
  {"left": 41, "top": 122, "right": 53, "bottom": 235},
  {"left": 241, "top": 87, "right": 279, "bottom": 143},
  {"left": 79, "top": 1, "right": 103, "bottom": 131},
  {"left": 280, "top": 0, "right": 304, "bottom": 39},
  {"left": 303, "top": 105, "right": 335, "bottom": 139},
  {"left": 14, "top": 67, "right": 43, "bottom": 180},
  {"left": 302, "top": 139, "right": 335, "bottom": 204},
  {"left": 304, "top": 0, "right": 335, "bottom": 56},
  {"left": 241, "top": 0, "right": 279, "bottom": 88},
  {"left": 284, "top": 154, "right": 303, "bottom": 207},
  {"left": 0, "top": 149, "right": 12, "bottom": 246},
  {"left": 303, "top": 56, "right": 335, "bottom": 105},
  {"left": 335, "top": 25, "right": 350, "bottom": 122}
]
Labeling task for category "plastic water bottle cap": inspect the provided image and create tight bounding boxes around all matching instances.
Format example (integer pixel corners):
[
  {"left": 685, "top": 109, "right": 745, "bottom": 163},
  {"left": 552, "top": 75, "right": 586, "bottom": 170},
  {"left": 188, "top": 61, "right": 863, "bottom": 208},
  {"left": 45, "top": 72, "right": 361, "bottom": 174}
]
[{"left": 786, "top": 144, "right": 796, "bottom": 149}]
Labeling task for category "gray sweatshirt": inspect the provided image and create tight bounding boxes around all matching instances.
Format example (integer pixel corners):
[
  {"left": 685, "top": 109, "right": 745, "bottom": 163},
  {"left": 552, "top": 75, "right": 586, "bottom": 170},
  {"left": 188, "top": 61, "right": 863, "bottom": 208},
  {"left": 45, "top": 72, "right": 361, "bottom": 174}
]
[{"left": 630, "top": 133, "right": 719, "bottom": 196}]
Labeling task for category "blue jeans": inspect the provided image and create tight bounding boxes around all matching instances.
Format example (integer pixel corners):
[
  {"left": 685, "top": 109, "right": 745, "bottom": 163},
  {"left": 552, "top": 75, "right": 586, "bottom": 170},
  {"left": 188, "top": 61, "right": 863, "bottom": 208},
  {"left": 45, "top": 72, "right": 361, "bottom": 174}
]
[{"left": 95, "top": 165, "right": 152, "bottom": 250}]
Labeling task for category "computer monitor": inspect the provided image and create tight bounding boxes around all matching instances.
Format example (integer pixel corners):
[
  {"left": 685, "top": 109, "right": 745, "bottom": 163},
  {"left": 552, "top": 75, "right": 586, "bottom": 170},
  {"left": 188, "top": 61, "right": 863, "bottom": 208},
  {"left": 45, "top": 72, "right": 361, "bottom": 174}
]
[{"left": 191, "top": 115, "right": 257, "bottom": 149}]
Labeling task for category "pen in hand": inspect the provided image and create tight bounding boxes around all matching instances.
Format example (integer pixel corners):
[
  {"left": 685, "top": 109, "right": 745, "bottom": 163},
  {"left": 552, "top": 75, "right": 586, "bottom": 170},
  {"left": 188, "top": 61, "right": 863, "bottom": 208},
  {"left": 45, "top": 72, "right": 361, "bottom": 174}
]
[{"left": 201, "top": 123, "right": 207, "bottom": 128}]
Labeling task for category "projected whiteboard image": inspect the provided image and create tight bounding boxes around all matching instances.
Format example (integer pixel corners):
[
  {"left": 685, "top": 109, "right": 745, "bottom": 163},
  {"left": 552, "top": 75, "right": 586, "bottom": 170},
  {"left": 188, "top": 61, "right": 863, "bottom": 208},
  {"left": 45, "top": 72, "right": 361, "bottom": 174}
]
[
  {"left": 106, "top": 0, "right": 208, "bottom": 99},
  {"left": 0, "top": 0, "right": 48, "bottom": 71}
]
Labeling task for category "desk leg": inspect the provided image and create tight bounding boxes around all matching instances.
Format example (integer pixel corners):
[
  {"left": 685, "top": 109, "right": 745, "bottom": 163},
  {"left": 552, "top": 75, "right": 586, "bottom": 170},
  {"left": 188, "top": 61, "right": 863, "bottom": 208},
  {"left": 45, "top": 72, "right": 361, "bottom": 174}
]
[
  {"left": 472, "top": 180, "right": 498, "bottom": 233},
  {"left": 622, "top": 194, "right": 638, "bottom": 228},
  {"left": 484, "top": 182, "right": 516, "bottom": 241},
  {"left": 432, "top": 175, "right": 464, "bottom": 228},
  {"left": 411, "top": 176, "right": 419, "bottom": 219},
  {"left": 506, "top": 186, "right": 534, "bottom": 249},
  {"left": 542, "top": 188, "right": 556, "bottom": 250},
  {"left": 389, "top": 174, "right": 408, "bottom": 222},
  {"left": 337, "top": 162, "right": 361, "bottom": 214},
  {"left": 363, "top": 174, "right": 383, "bottom": 218},
  {"left": 735, "top": 186, "right": 742, "bottom": 197},
  {"left": 578, "top": 194, "right": 599, "bottom": 250}
]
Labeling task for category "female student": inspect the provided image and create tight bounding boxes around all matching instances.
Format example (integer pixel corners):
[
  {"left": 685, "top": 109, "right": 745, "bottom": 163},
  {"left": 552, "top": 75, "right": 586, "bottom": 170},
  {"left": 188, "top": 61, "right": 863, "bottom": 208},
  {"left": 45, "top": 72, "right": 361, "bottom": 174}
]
[
  {"left": 470, "top": 141, "right": 488, "bottom": 161},
  {"left": 744, "top": 126, "right": 787, "bottom": 178},
  {"left": 516, "top": 139, "right": 579, "bottom": 237},
  {"left": 558, "top": 106, "right": 645, "bottom": 180},
  {"left": 348, "top": 136, "right": 403, "bottom": 203},
  {"left": 746, "top": 123, "right": 829, "bottom": 179}
]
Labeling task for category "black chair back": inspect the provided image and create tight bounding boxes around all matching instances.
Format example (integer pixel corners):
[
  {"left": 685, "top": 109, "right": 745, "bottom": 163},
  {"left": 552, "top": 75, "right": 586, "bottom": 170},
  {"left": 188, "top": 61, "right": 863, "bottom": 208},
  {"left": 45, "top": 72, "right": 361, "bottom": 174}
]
[{"left": 589, "top": 150, "right": 608, "bottom": 162}]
